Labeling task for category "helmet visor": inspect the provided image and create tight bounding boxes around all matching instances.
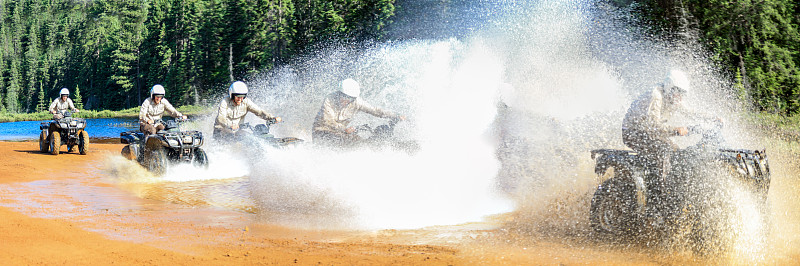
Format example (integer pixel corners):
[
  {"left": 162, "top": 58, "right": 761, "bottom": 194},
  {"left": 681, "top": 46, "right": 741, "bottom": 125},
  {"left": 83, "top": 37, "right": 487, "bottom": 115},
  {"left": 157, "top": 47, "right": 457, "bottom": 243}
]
[{"left": 232, "top": 93, "right": 247, "bottom": 99}]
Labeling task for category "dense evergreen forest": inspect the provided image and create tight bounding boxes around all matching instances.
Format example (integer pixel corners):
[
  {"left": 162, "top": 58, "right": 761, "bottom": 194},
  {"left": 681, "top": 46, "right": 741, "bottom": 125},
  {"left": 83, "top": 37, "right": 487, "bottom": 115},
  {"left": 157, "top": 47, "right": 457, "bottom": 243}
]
[
  {"left": 1, "top": 0, "right": 799, "bottom": 117},
  {"left": 0, "top": 0, "right": 395, "bottom": 112}
]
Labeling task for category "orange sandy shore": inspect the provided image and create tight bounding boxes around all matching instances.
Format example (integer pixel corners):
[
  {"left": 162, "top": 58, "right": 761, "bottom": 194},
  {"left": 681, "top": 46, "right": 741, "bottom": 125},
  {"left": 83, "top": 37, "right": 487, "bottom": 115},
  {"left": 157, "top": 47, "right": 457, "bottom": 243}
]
[
  {"left": 2, "top": 140, "right": 796, "bottom": 265},
  {"left": 0, "top": 141, "right": 488, "bottom": 265}
]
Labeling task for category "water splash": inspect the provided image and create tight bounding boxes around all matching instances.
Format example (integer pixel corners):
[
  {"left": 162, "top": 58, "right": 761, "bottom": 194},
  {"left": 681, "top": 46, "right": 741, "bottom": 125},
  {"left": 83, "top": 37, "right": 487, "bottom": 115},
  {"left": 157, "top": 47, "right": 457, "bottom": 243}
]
[
  {"left": 95, "top": 0, "right": 799, "bottom": 262},
  {"left": 239, "top": 38, "right": 518, "bottom": 230}
]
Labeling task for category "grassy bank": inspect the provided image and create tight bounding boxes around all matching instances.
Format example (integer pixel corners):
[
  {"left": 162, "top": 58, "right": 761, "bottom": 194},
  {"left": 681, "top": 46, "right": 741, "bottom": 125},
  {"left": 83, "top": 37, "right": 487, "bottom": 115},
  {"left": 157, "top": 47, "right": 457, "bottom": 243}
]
[
  {"left": 745, "top": 112, "right": 800, "bottom": 142},
  {"left": 0, "top": 105, "right": 212, "bottom": 123}
]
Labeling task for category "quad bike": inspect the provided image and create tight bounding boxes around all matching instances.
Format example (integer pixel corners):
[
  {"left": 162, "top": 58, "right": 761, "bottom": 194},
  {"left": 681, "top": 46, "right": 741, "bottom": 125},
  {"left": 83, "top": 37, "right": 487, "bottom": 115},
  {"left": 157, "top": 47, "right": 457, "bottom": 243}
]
[
  {"left": 589, "top": 121, "right": 770, "bottom": 248},
  {"left": 39, "top": 111, "right": 89, "bottom": 155},
  {"left": 216, "top": 118, "right": 304, "bottom": 149},
  {"left": 354, "top": 118, "right": 420, "bottom": 154},
  {"left": 120, "top": 119, "right": 208, "bottom": 175}
]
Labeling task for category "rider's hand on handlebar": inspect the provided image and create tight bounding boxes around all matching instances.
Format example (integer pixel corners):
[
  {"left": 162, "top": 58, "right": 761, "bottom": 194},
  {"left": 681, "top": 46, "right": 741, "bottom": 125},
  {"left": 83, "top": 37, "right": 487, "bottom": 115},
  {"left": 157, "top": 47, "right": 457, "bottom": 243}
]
[
  {"left": 274, "top": 117, "right": 282, "bottom": 123},
  {"left": 675, "top": 127, "right": 689, "bottom": 136},
  {"left": 231, "top": 124, "right": 240, "bottom": 131},
  {"left": 147, "top": 119, "right": 154, "bottom": 125},
  {"left": 345, "top": 127, "right": 356, "bottom": 134}
]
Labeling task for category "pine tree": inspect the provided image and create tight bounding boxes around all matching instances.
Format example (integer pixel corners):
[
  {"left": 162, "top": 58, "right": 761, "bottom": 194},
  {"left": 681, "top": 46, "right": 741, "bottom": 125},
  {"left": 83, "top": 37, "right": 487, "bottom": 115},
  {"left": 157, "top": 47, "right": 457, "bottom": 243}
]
[
  {"left": 74, "top": 85, "right": 84, "bottom": 110},
  {"left": 36, "top": 84, "right": 47, "bottom": 112}
]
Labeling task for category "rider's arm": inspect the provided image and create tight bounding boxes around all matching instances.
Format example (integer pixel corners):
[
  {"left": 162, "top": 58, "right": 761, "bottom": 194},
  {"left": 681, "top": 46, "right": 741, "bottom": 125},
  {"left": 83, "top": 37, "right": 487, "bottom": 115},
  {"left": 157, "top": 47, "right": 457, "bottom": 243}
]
[
  {"left": 244, "top": 98, "right": 277, "bottom": 122},
  {"left": 354, "top": 98, "right": 398, "bottom": 119},
  {"left": 642, "top": 91, "right": 674, "bottom": 137},
  {"left": 161, "top": 99, "right": 184, "bottom": 119},
  {"left": 215, "top": 98, "right": 233, "bottom": 128},
  {"left": 48, "top": 99, "right": 59, "bottom": 114},
  {"left": 138, "top": 99, "right": 150, "bottom": 124},
  {"left": 314, "top": 97, "right": 347, "bottom": 133}
]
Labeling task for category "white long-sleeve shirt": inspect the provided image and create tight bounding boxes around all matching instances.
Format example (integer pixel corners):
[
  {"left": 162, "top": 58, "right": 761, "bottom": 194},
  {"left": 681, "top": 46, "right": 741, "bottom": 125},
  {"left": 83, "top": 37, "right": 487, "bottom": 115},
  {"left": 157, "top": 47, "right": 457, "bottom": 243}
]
[
  {"left": 139, "top": 97, "right": 183, "bottom": 124},
  {"left": 214, "top": 97, "right": 276, "bottom": 129},
  {"left": 622, "top": 86, "right": 685, "bottom": 138},
  {"left": 49, "top": 98, "right": 77, "bottom": 114},
  {"left": 312, "top": 91, "right": 397, "bottom": 134}
]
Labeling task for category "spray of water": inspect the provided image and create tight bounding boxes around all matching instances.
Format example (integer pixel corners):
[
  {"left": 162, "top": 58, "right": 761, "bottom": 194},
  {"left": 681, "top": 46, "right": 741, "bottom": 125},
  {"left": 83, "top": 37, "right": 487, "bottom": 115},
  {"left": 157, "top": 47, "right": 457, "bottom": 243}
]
[
  {"left": 98, "top": 0, "right": 800, "bottom": 262},
  {"left": 239, "top": 39, "right": 518, "bottom": 230}
]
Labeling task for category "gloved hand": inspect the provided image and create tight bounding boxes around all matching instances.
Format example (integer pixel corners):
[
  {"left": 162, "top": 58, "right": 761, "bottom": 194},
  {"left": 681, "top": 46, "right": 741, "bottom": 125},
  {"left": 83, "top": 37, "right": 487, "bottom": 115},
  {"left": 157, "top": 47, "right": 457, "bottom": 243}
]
[{"left": 675, "top": 127, "right": 688, "bottom": 136}]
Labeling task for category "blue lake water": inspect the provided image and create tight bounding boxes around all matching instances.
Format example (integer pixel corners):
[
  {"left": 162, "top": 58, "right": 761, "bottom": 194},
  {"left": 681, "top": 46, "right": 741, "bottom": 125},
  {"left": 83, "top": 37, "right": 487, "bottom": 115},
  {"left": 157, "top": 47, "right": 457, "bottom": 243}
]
[{"left": 0, "top": 118, "right": 140, "bottom": 141}]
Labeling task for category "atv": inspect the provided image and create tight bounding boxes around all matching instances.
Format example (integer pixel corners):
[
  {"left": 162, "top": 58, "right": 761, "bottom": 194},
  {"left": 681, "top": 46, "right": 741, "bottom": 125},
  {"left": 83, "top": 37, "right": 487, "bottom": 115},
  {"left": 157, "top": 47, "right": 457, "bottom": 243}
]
[
  {"left": 39, "top": 111, "right": 89, "bottom": 155},
  {"left": 215, "top": 118, "right": 303, "bottom": 149},
  {"left": 588, "top": 121, "right": 770, "bottom": 248},
  {"left": 353, "top": 118, "right": 419, "bottom": 154},
  {"left": 120, "top": 119, "right": 208, "bottom": 175}
]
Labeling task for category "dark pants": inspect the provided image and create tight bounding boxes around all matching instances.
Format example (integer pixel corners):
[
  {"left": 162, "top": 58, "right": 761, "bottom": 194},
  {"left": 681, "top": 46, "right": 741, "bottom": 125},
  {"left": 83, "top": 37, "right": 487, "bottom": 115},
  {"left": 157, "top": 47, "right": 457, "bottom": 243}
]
[
  {"left": 140, "top": 122, "right": 165, "bottom": 137},
  {"left": 312, "top": 130, "right": 362, "bottom": 149},
  {"left": 623, "top": 128, "right": 678, "bottom": 216}
]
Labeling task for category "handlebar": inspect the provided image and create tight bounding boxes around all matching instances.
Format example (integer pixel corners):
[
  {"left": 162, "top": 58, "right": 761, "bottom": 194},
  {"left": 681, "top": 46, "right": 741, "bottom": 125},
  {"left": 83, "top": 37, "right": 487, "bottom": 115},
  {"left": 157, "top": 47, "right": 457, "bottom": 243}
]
[{"left": 687, "top": 119, "right": 723, "bottom": 136}]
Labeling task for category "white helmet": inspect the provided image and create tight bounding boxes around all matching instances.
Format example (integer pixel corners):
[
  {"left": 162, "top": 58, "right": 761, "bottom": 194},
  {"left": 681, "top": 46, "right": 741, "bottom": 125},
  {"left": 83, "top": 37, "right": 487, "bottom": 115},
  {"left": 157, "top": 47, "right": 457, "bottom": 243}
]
[
  {"left": 663, "top": 69, "right": 690, "bottom": 96},
  {"left": 150, "top": 84, "right": 166, "bottom": 99},
  {"left": 229, "top": 81, "right": 248, "bottom": 98},
  {"left": 340, "top": 78, "right": 360, "bottom": 98},
  {"left": 59, "top": 88, "right": 69, "bottom": 96}
]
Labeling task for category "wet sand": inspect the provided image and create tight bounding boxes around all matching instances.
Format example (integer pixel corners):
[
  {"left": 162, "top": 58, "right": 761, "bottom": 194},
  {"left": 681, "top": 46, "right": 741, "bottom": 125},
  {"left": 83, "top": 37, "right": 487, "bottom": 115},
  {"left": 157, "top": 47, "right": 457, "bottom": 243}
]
[
  {"left": 0, "top": 141, "right": 472, "bottom": 264},
  {"left": 1, "top": 140, "right": 797, "bottom": 265}
]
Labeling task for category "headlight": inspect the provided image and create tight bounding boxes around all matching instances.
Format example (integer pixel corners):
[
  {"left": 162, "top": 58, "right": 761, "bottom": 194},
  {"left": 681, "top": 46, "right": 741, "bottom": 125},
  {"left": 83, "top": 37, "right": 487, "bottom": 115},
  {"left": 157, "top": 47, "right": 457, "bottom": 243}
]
[
  {"left": 193, "top": 138, "right": 202, "bottom": 146},
  {"left": 60, "top": 123, "right": 68, "bottom": 128},
  {"left": 70, "top": 120, "right": 77, "bottom": 126},
  {"left": 167, "top": 139, "right": 180, "bottom": 147},
  {"left": 182, "top": 135, "right": 193, "bottom": 144}
]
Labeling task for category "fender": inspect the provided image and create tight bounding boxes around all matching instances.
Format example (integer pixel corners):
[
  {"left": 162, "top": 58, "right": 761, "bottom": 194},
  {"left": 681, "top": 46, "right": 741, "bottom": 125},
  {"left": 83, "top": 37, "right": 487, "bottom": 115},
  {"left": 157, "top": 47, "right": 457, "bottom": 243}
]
[{"left": 591, "top": 149, "right": 648, "bottom": 213}]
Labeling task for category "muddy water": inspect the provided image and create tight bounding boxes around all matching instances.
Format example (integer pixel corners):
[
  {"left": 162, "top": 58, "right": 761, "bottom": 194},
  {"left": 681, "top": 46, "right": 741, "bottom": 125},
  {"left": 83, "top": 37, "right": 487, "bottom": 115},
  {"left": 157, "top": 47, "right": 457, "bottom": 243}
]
[
  {"left": 0, "top": 136, "right": 791, "bottom": 265},
  {"left": 0, "top": 140, "right": 797, "bottom": 264}
]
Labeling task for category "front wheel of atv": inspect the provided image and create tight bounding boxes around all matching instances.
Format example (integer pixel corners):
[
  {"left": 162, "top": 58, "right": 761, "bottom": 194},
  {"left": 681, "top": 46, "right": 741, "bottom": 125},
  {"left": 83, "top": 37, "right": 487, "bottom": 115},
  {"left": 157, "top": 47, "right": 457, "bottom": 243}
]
[
  {"left": 78, "top": 130, "right": 89, "bottom": 155},
  {"left": 121, "top": 145, "right": 134, "bottom": 160},
  {"left": 146, "top": 148, "right": 168, "bottom": 175},
  {"left": 590, "top": 176, "right": 641, "bottom": 238},
  {"left": 49, "top": 131, "right": 61, "bottom": 155},
  {"left": 193, "top": 148, "right": 209, "bottom": 169},
  {"left": 39, "top": 130, "right": 49, "bottom": 153}
]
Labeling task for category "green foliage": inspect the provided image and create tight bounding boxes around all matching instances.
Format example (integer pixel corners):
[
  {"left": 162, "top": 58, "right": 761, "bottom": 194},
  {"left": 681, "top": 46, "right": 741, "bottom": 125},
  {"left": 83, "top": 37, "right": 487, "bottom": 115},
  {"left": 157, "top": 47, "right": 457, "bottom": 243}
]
[
  {"left": 74, "top": 85, "right": 84, "bottom": 110},
  {"left": 0, "top": 104, "right": 211, "bottom": 122},
  {"left": 615, "top": 0, "right": 800, "bottom": 115},
  {"left": 0, "top": 0, "right": 396, "bottom": 114},
  {"left": 0, "top": 111, "right": 52, "bottom": 123},
  {"left": 36, "top": 84, "right": 47, "bottom": 112}
]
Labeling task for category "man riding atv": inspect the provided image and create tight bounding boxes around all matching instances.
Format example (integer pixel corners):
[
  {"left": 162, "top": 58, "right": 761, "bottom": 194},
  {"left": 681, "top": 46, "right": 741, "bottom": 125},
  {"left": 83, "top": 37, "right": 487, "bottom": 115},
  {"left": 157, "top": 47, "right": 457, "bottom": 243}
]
[
  {"left": 49, "top": 88, "right": 80, "bottom": 120},
  {"left": 41, "top": 88, "right": 88, "bottom": 155},
  {"left": 213, "top": 81, "right": 283, "bottom": 141},
  {"left": 622, "top": 69, "right": 719, "bottom": 223},
  {"left": 139, "top": 84, "right": 187, "bottom": 136},
  {"left": 312, "top": 78, "right": 406, "bottom": 149}
]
